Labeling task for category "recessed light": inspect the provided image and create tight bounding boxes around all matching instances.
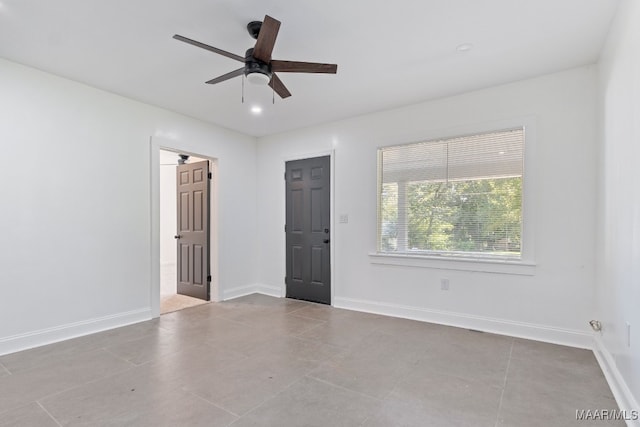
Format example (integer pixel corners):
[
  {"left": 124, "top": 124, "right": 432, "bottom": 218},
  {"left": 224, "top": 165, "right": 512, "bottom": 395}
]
[
  {"left": 456, "top": 43, "right": 473, "bottom": 53},
  {"left": 250, "top": 105, "right": 263, "bottom": 115}
]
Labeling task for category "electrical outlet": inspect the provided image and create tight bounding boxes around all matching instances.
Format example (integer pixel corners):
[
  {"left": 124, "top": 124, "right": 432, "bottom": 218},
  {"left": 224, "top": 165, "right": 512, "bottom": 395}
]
[
  {"left": 440, "top": 278, "right": 450, "bottom": 291},
  {"left": 626, "top": 322, "right": 631, "bottom": 347},
  {"left": 339, "top": 214, "right": 349, "bottom": 224}
]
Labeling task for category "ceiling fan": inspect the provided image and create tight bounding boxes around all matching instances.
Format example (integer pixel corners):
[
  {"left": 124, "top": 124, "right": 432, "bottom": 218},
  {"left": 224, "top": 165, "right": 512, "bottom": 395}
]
[{"left": 173, "top": 15, "right": 338, "bottom": 99}]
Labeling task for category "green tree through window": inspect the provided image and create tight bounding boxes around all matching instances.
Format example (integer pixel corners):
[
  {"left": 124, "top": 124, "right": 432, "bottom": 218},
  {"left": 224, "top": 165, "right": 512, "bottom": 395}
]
[{"left": 378, "top": 128, "right": 524, "bottom": 258}]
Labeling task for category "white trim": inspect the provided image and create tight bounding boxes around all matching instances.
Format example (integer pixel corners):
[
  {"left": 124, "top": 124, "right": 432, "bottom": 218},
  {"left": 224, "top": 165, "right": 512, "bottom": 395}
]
[
  {"left": 282, "top": 150, "right": 336, "bottom": 305},
  {"left": 222, "top": 284, "right": 284, "bottom": 301},
  {"left": 333, "top": 296, "right": 592, "bottom": 349},
  {"left": 369, "top": 252, "right": 536, "bottom": 275},
  {"left": 255, "top": 283, "right": 284, "bottom": 298},
  {"left": 222, "top": 284, "right": 259, "bottom": 301},
  {"left": 330, "top": 152, "right": 336, "bottom": 305},
  {"left": 521, "top": 119, "right": 537, "bottom": 265},
  {"left": 0, "top": 309, "right": 152, "bottom": 357},
  {"left": 282, "top": 149, "right": 335, "bottom": 163},
  {"left": 593, "top": 336, "right": 640, "bottom": 427},
  {"left": 150, "top": 140, "right": 161, "bottom": 318}
]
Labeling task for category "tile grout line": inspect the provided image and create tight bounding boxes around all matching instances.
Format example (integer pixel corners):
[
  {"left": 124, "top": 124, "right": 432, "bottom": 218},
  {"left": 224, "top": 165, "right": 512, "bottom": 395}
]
[
  {"left": 285, "top": 311, "right": 332, "bottom": 322},
  {"left": 37, "top": 401, "right": 63, "bottom": 427},
  {"left": 206, "top": 374, "right": 309, "bottom": 423},
  {"left": 293, "top": 321, "right": 326, "bottom": 338},
  {"left": 360, "top": 375, "right": 404, "bottom": 426},
  {"left": 283, "top": 303, "right": 313, "bottom": 316},
  {"left": 245, "top": 374, "right": 312, "bottom": 415},
  {"left": 183, "top": 389, "right": 240, "bottom": 418},
  {"left": 1, "top": 349, "right": 139, "bottom": 415},
  {"left": 0, "top": 360, "right": 12, "bottom": 376},
  {"left": 306, "top": 374, "right": 385, "bottom": 402},
  {"left": 101, "top": 347, "right": 138, "bottom": 366},
  {"left": 286, "top": 312, "right": 330, "bottom": 325},
  {"left": 494, "top": 338, "right": 514, "bottom": 427},
  {"left": 36, "top": 362, "right": 139, "bottom": 405}
]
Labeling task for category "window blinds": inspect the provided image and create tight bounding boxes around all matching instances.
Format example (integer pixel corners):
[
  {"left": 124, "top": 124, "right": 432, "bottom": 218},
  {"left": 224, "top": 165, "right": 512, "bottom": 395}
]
[
  {"left": 380, "top": 129, "right": 524, "bottom": 184},
  {"left": 378, "top": 128, "right": 524, "bottom": 257}
]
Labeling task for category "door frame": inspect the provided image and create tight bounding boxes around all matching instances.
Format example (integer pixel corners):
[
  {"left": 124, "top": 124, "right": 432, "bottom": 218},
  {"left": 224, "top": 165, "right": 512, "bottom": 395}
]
[
  {"left": 282, "top": 149, "right": 335, "bottom": 305},
  {"left": 150, "top": 137, "right": 219, "bottom": 318}
]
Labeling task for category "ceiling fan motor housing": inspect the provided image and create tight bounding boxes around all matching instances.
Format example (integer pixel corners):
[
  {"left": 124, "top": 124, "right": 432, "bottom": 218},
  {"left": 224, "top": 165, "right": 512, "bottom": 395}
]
[{"left": 244, "top": 48, "right": 272, "bottom": 84}]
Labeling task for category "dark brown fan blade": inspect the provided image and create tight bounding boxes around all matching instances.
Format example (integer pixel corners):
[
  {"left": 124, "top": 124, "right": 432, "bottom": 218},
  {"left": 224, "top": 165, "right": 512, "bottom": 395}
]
[
  {"left": 205, "top": 68, "right": 245, "bottom": 85},
  {"left": 252, "top": 15, "right": 281, "bottom": 63},
  {"left": 271, "top": 60, "right": 337, "bottom": 74},
  {"left": 173, "top": 34, "right": 244, "bottom": 62},
  {"left": 268, "top": 73, "right": 291, "bottom": 98}
]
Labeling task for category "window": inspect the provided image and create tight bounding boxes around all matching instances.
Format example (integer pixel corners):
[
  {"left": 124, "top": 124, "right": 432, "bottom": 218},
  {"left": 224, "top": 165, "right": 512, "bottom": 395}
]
[{"left": 378, "top": 128, "right": 524, "bottom": 259}]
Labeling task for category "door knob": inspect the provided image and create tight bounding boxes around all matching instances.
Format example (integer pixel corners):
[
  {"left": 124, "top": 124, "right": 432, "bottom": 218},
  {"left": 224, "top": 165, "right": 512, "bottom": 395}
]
[
  {"left": 174, "top": 235, "right": 182, "bottom": 239},
  {"left": 323, "top": 239, "right": 330, "bottom": 244}
]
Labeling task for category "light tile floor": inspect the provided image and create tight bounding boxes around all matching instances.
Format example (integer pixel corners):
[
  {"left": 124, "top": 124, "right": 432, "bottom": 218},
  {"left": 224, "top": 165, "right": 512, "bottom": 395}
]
[
  {"left": 159, "top": 263, "right": 208, "bottom": 314},
  {"left": 0, "top": 294, "right": 623, "bottom": 426},
  {"left": 161, "top": 293, "right": 208, "bottom": 315}
]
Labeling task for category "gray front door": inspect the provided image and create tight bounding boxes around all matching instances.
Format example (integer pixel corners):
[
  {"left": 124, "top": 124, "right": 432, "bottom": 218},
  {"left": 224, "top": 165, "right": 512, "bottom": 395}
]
[
  {"left": 176, "top": 160, "right": 210, "bottom": 300},
  {"left": 285, "top": 156, "right": 331, "bottom": 304}
]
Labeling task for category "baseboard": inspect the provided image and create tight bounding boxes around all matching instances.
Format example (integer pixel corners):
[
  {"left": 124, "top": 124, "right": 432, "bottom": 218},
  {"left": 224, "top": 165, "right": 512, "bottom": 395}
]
[
  {"left": 255, "top": 283, "right": 284, "bottom": 298},
  {"left": 0, "top": 308, "right": 152, "bottom": 357},
  {"left": 222, "top": 283, "right": 284, "bottom": 301},
  {"left": 333, "top": 296, "right": 593, "bottom": 349},
  {"left": 222, "top": 284, "right": 258, "bottom": 301},
  {"left": 593, "top": 336, "right": 640, "bottom": 426}
]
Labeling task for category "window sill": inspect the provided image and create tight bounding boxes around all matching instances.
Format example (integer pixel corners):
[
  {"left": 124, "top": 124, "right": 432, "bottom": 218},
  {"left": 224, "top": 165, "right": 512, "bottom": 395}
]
[{"left": 369, "top": 252, "right": 536, "bottom": 276}]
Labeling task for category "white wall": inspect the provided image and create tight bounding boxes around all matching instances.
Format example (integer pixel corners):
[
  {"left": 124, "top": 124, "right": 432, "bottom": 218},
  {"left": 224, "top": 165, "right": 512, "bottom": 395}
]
[
  {"left": 596, "top": 0, "right": 640, "bottom": 412},
  {"left": 257, "top": 66, "right": 599, "bottom": 346},
  {"left": 0, "top": 58, "right": 258, "bottom": 353}
]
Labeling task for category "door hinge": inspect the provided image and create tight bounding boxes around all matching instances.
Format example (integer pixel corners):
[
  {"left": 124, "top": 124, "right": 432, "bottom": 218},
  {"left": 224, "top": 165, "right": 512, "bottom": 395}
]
[
  {"left": 208, "top": 172, "right": 212, "bottom": 179},
  {"left": 207, "top": 275, "right": 211, "bottom": 282},
  {"left": 284, "top": 224, "right": 287, "bottom": 232},
  {"left": 284, "top": 172, "right": 286, "bottom": 180},
  {"left": 284, "top": 276, "right": 287, "bottom": 284}
]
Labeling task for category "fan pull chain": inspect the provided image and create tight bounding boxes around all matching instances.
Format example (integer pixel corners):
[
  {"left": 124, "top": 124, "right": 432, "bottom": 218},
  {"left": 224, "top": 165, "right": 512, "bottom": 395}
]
[
  {"left": 241, "top": 75, "right": 245, "bottom": 103},
  {"left": 272, "top": 83, "right": 275, "bottom": 104}
]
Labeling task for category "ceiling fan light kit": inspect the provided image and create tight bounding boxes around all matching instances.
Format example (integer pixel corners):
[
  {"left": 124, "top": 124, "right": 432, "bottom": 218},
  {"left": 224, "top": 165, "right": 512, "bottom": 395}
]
[
  {"left": 246, "top": 72, "right": 270, "bottom": 85},
  {"left": 244, "top": 48, "right": 272, "bottom": 85},
  {"left": 173, "top": 15, "right": 337, "bottom": 100}
]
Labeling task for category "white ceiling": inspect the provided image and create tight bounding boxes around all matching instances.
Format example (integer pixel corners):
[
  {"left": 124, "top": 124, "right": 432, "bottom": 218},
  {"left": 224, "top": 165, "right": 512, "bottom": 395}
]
[{"left": 0, "top": 0, "right": 619, "bottom": 137}]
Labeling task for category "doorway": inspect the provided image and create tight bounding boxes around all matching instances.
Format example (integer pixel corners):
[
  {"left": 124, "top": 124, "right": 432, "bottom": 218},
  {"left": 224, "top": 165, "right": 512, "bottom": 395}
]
[
  {"left": 159, "top": 149, "right": 212, "bottom": 314},
  {"left": 285, "top": 155, "right": 331, "bottom": 304}
]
